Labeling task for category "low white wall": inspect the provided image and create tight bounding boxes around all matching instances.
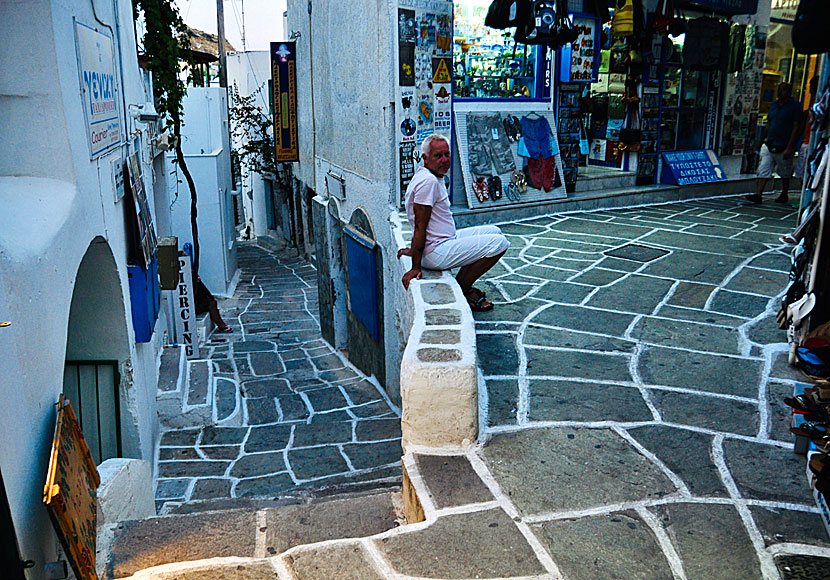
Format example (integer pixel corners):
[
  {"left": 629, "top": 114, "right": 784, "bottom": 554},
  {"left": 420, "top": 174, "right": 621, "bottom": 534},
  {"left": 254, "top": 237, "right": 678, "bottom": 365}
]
[{"left": 391, "top": 212, "right": 479, "bottom": 450}]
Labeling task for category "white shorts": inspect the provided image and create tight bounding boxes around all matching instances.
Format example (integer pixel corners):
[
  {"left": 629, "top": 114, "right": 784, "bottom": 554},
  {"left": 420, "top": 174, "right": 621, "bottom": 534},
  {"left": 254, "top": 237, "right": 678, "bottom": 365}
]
[
  {"left": 758, "top": 144, "right": 795, "bottom": 179},
  {"left": 422, "top": 225, "right": 510, "bottom": 270}
]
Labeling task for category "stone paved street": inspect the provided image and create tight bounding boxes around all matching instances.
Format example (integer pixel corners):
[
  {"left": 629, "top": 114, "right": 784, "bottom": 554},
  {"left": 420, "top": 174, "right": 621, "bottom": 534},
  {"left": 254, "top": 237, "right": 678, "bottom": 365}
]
[
  {"left": 154, "top": 244, "right": 402, "bottom": 513},
  {"left": 453, "top": 195, "right": 829, "bottom": 579}
]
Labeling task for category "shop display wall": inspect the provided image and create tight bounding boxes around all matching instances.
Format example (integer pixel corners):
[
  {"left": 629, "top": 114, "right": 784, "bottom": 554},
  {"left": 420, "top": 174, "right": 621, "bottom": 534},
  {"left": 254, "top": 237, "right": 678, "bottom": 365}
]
[
  {"left": 454, "top": 109, "right": 567, "bottom": 209},
  {"left": 557, "top": 83, "right": 582, "bottom": 192},
  {"left": 395, "top": 0, "right": 454, "bottom": 207}
]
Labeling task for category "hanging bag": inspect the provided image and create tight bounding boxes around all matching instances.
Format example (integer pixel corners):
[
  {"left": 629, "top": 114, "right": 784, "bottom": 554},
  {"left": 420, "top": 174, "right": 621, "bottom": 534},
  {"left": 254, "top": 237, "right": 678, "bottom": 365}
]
[
  {"left": 611, "top": 0, "right": 634, "bottom": 38},
  {"left": 619, "top": 104, "right": 641, "bottom": 152},
  {"left": 651, "top": 0, "right": 674, "bottom": 36},
  {"left": 518, "top": 1, "right": 559, "bottom": 46},
  {"left": 485, "top": 0, "right": 531, "bottom": 30}
]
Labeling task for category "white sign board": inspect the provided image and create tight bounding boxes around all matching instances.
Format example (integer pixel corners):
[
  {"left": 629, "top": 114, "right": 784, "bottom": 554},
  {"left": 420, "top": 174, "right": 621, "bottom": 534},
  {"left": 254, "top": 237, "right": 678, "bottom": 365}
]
[
  {"left": 174, "top": 254, "right": 200, "bottom": 359},
  {"left": 75, "top": 21, "right": 122, "bottom": 158}
]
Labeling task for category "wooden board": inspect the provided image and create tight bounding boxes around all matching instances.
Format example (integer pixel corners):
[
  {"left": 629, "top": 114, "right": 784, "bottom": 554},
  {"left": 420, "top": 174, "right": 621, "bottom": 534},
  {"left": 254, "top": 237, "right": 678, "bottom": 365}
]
[
  {"left": 454, "top": 110, "right": 567, "bottom": 210},
  {"left": 43, "top": 395, "right": 100, "bottom": 580}
]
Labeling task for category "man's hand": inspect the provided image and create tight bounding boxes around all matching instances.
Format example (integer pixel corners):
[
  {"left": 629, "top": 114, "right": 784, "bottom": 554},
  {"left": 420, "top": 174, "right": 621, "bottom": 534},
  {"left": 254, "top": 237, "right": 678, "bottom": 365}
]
[
  {"left": 402, "top": 268, "right": 422, "bottom": 290},
  {"left": 783, "top": 148, "right": 795, "bottom": 159},
  {"left": 397, "top": 247, "right": 413, "bottom": 259}
]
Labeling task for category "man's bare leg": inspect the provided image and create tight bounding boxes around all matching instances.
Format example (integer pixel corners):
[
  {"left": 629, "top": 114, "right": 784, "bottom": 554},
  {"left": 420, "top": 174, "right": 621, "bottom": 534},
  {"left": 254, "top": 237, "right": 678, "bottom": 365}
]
[{"left": 456, "top": 251, "right": 506, "bottom": 304}]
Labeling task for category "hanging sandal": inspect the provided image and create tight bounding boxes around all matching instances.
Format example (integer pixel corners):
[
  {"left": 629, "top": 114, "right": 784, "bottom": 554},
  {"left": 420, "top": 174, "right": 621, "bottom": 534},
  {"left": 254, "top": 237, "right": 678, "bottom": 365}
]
[
  {"left": 511, "top": 169, "right": 527, "bottom": 193},
  {"left": 466, "top": 290, "right": 494, "bottom": 312},
  {"left": 473, "top": 176, "right": 490, "bottom": 202},
  {"left": 489, "top": 175, "right": 503, "bottom": 199}
]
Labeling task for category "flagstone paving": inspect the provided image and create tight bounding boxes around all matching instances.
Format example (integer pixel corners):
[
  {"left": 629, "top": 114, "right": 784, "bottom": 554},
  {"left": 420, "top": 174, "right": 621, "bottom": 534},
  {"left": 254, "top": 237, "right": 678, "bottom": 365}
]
[
  {"left": 454, "top": 195, "right": 830, "bottom": 579},
  {"left": 154, "top": 244, "right": 401, "bottom": 513}
]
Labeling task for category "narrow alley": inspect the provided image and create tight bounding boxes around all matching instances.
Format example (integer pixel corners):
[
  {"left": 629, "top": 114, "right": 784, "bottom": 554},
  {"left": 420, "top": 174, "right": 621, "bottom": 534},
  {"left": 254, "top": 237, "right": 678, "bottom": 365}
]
[
  {"left": 108, "top": 195, "right": 830, "bottom": 580},
  {"left": 153, "top": 243, "right": 402, "bottom": 513}
]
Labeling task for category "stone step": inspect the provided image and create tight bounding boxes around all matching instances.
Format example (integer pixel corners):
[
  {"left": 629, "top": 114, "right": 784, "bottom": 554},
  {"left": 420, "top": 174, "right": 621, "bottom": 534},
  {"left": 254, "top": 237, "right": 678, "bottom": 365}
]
[
  {"left": 157, "top": 350, "right": 225, "bottom": 430},
  {"left": 102, "top": 489, "right": 403, "bottom": 579}
]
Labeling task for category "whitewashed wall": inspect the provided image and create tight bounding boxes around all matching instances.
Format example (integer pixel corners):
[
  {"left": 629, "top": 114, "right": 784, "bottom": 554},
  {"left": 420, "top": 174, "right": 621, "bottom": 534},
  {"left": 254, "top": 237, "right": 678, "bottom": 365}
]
[
  {"left": 227, "top": 50, "right": 274, "bottom": 239},
  {"left": 285, "top": 0, "right": 405, "bottom": 395},
  {"left": 166, "top": 87, "right": 239, "bottom": 297},
  {"left": 0, "top": 0, "right": 166, "bottom": 577}
]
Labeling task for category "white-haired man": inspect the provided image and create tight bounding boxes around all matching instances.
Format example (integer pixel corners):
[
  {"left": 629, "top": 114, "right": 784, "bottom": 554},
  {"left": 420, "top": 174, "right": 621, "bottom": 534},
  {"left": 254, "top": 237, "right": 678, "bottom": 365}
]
[{"left": 398, "top": 134, "right": 509, "bottom": 312}]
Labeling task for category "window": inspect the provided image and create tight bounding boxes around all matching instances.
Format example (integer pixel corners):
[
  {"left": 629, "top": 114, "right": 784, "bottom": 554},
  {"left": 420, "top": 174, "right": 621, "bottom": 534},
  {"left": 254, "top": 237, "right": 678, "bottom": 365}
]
[{"left": 452, "top": 0, "right": 542, "bottom": 99}]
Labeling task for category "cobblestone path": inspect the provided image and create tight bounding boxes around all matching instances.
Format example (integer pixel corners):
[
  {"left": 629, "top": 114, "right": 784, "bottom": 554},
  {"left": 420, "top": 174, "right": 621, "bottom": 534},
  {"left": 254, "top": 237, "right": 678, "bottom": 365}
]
[
  {"left": 154, "top": 244, "right": 401, "bottom": 513},
  {"left": 456, "top": 196, "right": 830, "bottom": 578}
]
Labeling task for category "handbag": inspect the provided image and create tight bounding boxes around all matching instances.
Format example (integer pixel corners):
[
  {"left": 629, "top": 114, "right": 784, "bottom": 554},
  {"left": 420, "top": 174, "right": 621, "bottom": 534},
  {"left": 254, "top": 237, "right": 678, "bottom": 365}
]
[
  {"left": 611, "top": 0, "right": 634, "bottom": 38},
  {"left": 485, "top": 0, "right": 531, "bottom": 30},
  {"left": 652, "top": 0, "right": 674, "bottom": 36},
  {"left": 618, "top": 105, "right": 641, "bottom": 151}
]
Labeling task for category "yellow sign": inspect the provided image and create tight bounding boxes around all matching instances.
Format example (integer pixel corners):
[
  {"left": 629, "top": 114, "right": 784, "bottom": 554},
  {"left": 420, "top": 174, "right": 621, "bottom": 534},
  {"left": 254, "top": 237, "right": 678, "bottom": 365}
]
[
  {"left": 433, "top": 58, "right": 450, "bottom": 83},
  {"left": 44, "top": 395, "right": 100, "bottom": 580}
]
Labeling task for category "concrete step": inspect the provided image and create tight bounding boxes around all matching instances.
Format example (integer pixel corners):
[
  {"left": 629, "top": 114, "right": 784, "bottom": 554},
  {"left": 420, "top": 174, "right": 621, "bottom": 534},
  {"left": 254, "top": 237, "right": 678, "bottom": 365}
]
[{"left": 102, "top": 489, "right": 403, "bottom": 579}]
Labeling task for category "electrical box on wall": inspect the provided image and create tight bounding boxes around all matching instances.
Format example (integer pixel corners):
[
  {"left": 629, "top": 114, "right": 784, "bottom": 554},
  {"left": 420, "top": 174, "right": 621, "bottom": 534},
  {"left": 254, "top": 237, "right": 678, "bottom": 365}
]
[
  {"left": 326, "top": 171, "right": 346, "bottom": 201},
  {"left": 156, "top": 237, "right": 179, "bottom": 290}
]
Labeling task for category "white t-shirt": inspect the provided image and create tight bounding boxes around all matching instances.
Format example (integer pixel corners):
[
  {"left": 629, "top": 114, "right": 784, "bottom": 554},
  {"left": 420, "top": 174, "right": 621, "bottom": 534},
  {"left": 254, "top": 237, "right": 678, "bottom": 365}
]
[{"left": 405, "top": 166, "right": 456, "bottom": 255}]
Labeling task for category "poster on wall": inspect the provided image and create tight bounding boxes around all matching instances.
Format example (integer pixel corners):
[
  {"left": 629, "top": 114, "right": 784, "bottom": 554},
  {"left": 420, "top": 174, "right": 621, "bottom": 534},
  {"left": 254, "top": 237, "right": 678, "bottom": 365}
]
[
  {"left": 558, "top": 15, "right": 600, "bottom": 83},
  {"left": 127, "top": 152, "right": 157, "bottom": 269},
  {"left": 75, "top": 21, "right": 122, "bottom": 159},
  {"left": 395, "top": 0, "right": 453, "bottom": 206},
  {"left": 270, "top": 41, "right": 299, "bottom": 162}
]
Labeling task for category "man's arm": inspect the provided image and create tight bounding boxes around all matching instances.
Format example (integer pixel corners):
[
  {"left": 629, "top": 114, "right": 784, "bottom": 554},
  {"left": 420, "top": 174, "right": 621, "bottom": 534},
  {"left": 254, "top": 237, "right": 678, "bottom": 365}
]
[{"left": 400, "top": 203, "right": 432, "bottom": 290}]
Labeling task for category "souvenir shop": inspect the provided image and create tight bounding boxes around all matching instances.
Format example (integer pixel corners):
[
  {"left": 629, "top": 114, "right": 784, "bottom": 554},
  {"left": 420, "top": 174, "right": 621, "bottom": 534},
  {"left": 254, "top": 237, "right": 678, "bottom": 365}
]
[
  {"left": 776, "top": 0, "right": 830, "bottom": 527},
  {"left": 394, "top": 0, "right": 778, "bottom": 211}
]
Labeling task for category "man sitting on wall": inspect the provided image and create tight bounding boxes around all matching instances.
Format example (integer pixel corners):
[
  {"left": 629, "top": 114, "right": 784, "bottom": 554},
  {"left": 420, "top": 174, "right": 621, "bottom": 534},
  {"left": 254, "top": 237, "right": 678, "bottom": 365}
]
[{"left": 398, "top": 134, "right": 509, "bottom": 312}]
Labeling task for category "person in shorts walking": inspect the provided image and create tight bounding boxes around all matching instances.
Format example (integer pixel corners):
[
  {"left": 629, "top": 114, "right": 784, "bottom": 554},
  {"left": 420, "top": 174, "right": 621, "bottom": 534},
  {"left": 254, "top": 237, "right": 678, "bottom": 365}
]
[
  {"left": 746, "top": 82, "right": 803, "bottom": 205},
  {"left": 398, "top": 134, "right": 509, "bottom": 311}
]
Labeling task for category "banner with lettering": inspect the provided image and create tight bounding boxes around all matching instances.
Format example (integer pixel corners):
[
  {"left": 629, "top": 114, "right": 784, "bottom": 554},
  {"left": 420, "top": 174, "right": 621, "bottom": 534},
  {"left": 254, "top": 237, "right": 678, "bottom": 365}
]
[
  {"left": 75, "top": 21, "right": 122, "bottom": 158},
  {"left": 271, "top": 42, "right": 299, "bottom": 162}
]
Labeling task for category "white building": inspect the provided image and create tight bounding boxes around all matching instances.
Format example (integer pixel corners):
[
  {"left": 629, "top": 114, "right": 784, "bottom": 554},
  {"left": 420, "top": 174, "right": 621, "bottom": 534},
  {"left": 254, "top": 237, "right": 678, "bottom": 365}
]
[{"left": 0, "top": 0, "right": 172, "bottom": 576}]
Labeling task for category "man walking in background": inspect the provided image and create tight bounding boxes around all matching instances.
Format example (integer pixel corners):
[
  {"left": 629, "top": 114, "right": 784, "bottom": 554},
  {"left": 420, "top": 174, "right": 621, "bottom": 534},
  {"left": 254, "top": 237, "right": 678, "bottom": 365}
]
[{"left": 746, "top": 82, "right": 803, "bottom": 205}]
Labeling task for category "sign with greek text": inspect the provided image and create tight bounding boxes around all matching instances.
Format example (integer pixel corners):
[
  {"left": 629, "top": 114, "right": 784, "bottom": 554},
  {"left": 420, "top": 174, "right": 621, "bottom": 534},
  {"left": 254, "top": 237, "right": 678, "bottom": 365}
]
[
  {"left": 75, "top": 21, "right": 122, "bottom": 158},
  {"left": 661, "top": 150, "right": 727, "bottom": 185},
  {"left": 174, "top": 254, "right": 200, "bottom": 359}
]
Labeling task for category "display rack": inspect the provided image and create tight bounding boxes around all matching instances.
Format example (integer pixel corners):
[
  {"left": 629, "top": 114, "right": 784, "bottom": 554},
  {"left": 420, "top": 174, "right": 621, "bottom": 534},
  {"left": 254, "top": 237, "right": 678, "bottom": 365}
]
[
  {"left": 454, "top": 109, "right": 567, "bottom": 209},
  {"left": 637, "top": 86, "right": 661, "bottom": 185},
  {"left": 557, "top": 83, "right": 582, "bottom": 192}
]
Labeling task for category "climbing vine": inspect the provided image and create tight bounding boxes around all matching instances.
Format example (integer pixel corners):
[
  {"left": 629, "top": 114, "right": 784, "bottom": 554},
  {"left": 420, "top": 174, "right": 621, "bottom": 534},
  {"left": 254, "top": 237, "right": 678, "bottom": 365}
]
[
  {"left": 132, "top": 0, "right": 202, "bottom": 273},
  {"left": 229, "top": 85, "right": 277, "bottom": 179}
]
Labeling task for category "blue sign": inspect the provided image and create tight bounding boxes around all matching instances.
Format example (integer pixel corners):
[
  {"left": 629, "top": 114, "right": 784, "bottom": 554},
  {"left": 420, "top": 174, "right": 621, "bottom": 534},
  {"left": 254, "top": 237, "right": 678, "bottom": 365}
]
[{"left": 661, "top": 150, "right": 727, "bottom": 185}]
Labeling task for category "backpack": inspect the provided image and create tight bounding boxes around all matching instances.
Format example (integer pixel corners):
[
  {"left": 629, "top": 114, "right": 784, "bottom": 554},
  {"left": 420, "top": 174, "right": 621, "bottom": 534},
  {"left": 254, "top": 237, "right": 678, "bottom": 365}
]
[
  {"left": 793, "top": 0, "right": 830, "bottom": 55},
  {"left": 518, "top": 1, "right": 558, "bottom": 46},
  {"left": 485, "top": 0, "right": 531, "bottom": 30},
  {"left": 517, "top": 0, "right": 576, "bottom": 48}
]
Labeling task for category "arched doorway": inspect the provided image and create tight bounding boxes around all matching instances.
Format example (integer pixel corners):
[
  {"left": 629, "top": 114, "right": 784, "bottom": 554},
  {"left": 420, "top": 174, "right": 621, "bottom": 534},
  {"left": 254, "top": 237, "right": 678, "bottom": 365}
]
[{"left": 63, "top": 238, "right": 131, "bottom": 464}]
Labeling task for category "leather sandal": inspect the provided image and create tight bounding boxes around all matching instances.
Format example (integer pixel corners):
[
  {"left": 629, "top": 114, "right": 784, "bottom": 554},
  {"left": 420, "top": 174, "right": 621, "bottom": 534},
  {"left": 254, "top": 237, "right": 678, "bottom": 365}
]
[
  {"left": 473, "top": 176, "right": 490, "bottom": 202},
  {"left": 466, "top": 290, "right": 494, "bottom": 312}
]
